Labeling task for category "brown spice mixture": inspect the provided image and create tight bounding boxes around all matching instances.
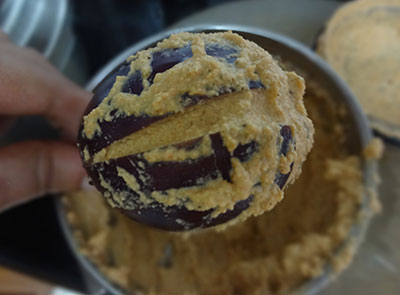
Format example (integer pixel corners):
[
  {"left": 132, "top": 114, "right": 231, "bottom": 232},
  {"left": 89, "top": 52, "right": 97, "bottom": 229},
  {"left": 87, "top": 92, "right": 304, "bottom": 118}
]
[{"left": 64, "top": 79, "right": 367, "bottom": 294}]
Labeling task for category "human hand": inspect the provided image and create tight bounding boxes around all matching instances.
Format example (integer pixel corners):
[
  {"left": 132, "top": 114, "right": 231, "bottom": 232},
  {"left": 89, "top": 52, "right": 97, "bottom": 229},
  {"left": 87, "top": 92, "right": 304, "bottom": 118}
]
[{"left": 0, "top": 31, "right": 91, "bottom": 211}]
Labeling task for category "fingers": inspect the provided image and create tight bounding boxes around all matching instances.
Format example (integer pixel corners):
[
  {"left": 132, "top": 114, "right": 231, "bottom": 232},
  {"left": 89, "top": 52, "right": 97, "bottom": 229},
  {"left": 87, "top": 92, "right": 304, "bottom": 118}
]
[
  {"left": 0, "top": 31, "right": 91, "bottom": 210},
  {"left": 0, "top": 30, "right": 9, "bottom": 41},
  {"left": 0, "top": 141, "right": 86, "bottom": 212},
  {"left": 0, "top": 33, "right": 91, "bottom": 140},
  {"left": 0, "top": 115, "right": 16, "bottom": 134}
]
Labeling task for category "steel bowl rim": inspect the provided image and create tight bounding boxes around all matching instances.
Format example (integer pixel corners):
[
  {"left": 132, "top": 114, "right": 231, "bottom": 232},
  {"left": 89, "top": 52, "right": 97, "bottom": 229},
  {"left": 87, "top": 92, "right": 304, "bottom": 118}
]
[{"left": 56, "top": 24, "right": 378, "bottom": 295}]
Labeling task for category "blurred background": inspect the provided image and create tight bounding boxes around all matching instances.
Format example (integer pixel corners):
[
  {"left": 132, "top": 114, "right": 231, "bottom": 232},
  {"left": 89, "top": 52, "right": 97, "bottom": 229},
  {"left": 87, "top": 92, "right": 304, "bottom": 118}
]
[{"left": 0, "top": 0, "right": 362, "bottom": 294}]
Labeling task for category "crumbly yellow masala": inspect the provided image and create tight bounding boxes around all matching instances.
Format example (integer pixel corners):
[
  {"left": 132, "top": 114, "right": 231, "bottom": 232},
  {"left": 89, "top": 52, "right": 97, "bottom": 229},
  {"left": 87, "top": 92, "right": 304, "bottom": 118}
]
[
  {"left": 79, "top": 31, "right": 314, "bottom": 227},
  {"left": 65, "top": 78, "right": 371, "bottom": 294}
]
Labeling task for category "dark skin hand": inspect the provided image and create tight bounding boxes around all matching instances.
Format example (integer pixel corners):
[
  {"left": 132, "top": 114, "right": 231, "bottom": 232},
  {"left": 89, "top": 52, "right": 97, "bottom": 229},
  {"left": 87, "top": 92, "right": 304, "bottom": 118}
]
[{"left": 0, "top": 30, "right": 91, "bottom": 211}]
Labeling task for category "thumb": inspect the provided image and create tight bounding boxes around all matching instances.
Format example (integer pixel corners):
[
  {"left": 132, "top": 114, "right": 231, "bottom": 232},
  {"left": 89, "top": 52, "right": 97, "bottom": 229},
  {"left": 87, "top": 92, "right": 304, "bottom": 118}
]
[{"left": 0, "top": 141, "right": 86, "bottom": 212}]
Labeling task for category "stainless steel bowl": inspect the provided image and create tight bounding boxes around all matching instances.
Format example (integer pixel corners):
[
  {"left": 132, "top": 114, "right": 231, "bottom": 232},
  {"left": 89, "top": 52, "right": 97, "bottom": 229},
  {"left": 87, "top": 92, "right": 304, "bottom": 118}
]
[
  {"left": 57, "top": 25, "right": 378, "bottom": 295},
  {"left": 0, "top": 0, "right": 87, "bottom": 84}
]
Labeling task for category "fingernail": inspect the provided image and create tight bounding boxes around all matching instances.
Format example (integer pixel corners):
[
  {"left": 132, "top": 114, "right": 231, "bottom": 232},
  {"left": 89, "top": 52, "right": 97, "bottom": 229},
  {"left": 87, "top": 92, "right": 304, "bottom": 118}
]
[{"left": 80, "top": 176, "right": 96, "bottom": 191}]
